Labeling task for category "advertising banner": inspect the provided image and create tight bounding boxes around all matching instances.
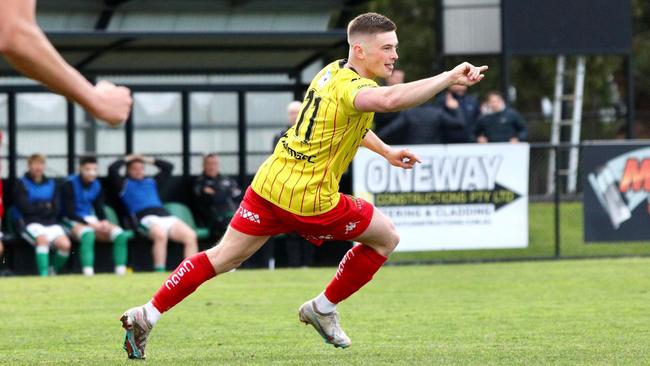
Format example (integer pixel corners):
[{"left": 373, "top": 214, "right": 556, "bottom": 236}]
[
  {"left": 583, "top": 141, "right": 650, "bottom": 242},
  {"left": 353, "top": 143, "right": 529, "bottom": 251}
]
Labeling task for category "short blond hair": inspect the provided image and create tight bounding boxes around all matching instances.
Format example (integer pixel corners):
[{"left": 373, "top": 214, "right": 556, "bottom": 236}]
[{"left": 28, "top": 153, "right": 46, "bottom": 165}]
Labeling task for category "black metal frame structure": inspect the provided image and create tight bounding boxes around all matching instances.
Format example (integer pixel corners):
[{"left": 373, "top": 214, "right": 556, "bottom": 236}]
[
  {"left": 436, "top": 0, "right": 636, "bottom": 138},
  {"left": 0, "top": 82, "right": 311, "bottom": 187}
]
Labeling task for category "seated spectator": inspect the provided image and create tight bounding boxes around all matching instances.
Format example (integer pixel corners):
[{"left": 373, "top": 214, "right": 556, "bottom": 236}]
[
  {"left": 475, "top": 91, "right": 528, "bottom": 143},
  {"left": 192, "top": 153, "right": 241, "bottom": 238},
  {"left": 61, "top": 156, "right": 130, "bottom": 276},
  {"left": 109, "top": 154, "right": 198, "bottom": 272},
  {"left": 436, "top": 84, "right": 481, "bottom": 143},
  {"left": 377, "top": 103, "right": 464, "bottom": 144},
  {"left": 14, "top": 154, "right": 71, "bottom": 276}
]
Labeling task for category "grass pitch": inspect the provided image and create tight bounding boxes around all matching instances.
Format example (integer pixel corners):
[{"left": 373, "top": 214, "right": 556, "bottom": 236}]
[{"left": 1, "top": 258, "right": 649, "bottom": 365}]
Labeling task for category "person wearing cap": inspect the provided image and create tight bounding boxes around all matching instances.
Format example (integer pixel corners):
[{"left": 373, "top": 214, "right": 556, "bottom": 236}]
[
  {"left": 109, "top": 154, "right": 198, "bottom": 272},
  {"left": 61, "top": 155, "right": 130, "bottom": 276}
]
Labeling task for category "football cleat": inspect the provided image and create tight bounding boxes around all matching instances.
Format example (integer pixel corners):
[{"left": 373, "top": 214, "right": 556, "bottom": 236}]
[
  {"left": 298, "top": 300, "right": 351, "bottom": 348},
  {"left": 120, "top": 305, "right": 153, "bottom": 359}
]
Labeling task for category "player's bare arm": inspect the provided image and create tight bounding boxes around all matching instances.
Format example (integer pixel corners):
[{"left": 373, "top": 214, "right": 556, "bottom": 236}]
[
  {"left": 0, "top": 0, "right": 132, "bottom": 126},
  {"left": 354, "top": 62, "right": 488, "bottom": 113},
  {"left": 361, "top": 130, "right": 421, "bottom": 169}
]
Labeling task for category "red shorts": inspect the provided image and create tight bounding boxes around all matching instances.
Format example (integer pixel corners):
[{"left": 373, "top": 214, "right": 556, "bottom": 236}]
[{"left": 230, "top": 187, "right": 374, "bottom": 245}]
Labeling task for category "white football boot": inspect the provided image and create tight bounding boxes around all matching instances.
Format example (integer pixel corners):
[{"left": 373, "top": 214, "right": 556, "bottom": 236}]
[
  {"left": 298, "top": 300, "right": 351, "bottom": 348},
  {"left": 120, "top": 305, "right": 153, "bottom": 359}
]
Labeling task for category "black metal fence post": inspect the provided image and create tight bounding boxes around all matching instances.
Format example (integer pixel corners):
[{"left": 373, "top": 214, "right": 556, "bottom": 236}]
[
  {"left": 554, "top": 144, "right": 561, "bottom": 258},
  {"left": 7, "top": 92, "right": 16, "bottom": 185},
  {"left": 181, "top": 91, "right": 191, "bottom": 179},
  {"left": 237, "top": 91, "right": 247, "bottom": 186},
  {"left": 125, "top": 110, "right": 133, "bottom": 155},
  {"left": 67, "top": 101, "right": 76, "bottom": 175}
]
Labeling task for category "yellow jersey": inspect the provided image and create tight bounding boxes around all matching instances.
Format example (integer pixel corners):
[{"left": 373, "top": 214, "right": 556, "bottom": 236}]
[{"left": 251, "top": 59, "right": 378, "bottom": 215}]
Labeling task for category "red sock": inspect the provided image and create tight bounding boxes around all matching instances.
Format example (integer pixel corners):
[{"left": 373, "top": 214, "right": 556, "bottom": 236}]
[
  {"left": 151, "top": 251, "right": 216, "bottom": 313},
  {"left": 324, "top": 244, "right": 387, "bottom": 304}
]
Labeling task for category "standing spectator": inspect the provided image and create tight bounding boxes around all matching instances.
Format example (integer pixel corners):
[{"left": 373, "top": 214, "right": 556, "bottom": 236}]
[
  {"left": 436, "top": 84, "right": 481, "bottom": 143},
  {"left": 272, "top": 101, "right": 302, "bottom": 147},
  {"left": 61, "top": 156, "right": 130, "bottom": 276},
  {"left": 475, "top": 91, "right": 527, "bottom": 143},
  {"left": 377, "top": 103, "right": 464, "bottom": 144},
  {"left": 109, "top": 155, "right": 198, "bottom": 272},
  {"left": 14, "top": 154, "right": 70, "bottom": 276},
  {"left": 192, "top": 153, "right": 241, "bottom": 238},
  {"left": 374, "top": 69, "right": 405, "bottom": 144}
]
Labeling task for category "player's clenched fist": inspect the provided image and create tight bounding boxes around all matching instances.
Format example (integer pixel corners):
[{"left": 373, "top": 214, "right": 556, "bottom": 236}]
[{"left": 90, "top": 80, "right": 133, "bottom": 127}]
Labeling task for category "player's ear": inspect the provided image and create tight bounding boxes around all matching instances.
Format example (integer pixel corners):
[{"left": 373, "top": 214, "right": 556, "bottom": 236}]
[{"left": 352, "top": 43, "right": 365, "bottom": 60}]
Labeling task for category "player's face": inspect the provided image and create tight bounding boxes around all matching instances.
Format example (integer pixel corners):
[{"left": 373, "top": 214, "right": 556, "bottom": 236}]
[
  {"left": 28, "top": 161, "right": 45, "bottom": 180},
  {"left": 80, "top": 163, "right": 98, "bottom": 183},
  {"left": 364, "top": 31, "right": 399, "bottom": 79},
  {"left": 203, "top": 156, "right": 219, "bottom": 177},
  {"left": 127, "top": 161, "right": 145, "bottom": 180}
]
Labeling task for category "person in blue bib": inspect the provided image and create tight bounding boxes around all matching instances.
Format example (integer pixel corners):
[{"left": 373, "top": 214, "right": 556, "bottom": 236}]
[
  {"left": 61, "top": 156, "right": 130, "bottom": 276},
  {"left": 109, "top": 154, "right": 198, "bottom": 272},
  {"left": 14, "top": 153, "right": 71, "bottom": 276}
]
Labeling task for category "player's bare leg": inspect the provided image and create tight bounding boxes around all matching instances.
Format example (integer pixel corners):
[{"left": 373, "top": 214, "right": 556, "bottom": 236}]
[
  {"left": 300, "top": 209, "right": 398, "bottom": 348},
  {"left": 148, "top": 224, "right": 168, "bottom": 272},
  {"left": 120, "top": 226, "right": 269, "bottom": 359},
  {"left": 168, "top": 220, "right": 199, "bottom": 259}
]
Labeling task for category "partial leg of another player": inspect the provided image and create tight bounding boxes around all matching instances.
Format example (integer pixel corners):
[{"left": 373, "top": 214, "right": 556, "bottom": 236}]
[
  {"left": 120, "top": 226, "right": 269, "bottom": 359},
  {"left": 299, "top": 209, "right": 399, "bottom": 348}
]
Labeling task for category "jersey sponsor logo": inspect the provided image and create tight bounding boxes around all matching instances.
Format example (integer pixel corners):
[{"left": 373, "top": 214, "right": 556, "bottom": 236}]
[
  {"left": 238, "top": 207, "right": 261, "bottom": 224},
  {"left": 282, "top": 140, "right": 316, "bottom": 163},
  {"left": 164, "top": 259, "right": 195, "bottom": 290}
]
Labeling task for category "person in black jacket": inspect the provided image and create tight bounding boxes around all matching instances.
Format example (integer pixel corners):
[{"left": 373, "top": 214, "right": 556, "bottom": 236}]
[
  {"left": 61, "top": 156, "right": 130, "bottom": 276},
  {"left": 475, "top": 91, "right": 527, "bottom": 143},
  {"left": 436, "top": 84, "right": 481, "bottom": 143},
  {"left": 109, "top": 155, "right": 197, "bottom": 272},
  {"left": 192, "top": 153, "right": 242, "bottom": 238},
  {"left": 14, "top": 153, "right": 71, "bottom": 276},
  {"left": 377, "top": 103, "right": 464, "bottom": 144}
]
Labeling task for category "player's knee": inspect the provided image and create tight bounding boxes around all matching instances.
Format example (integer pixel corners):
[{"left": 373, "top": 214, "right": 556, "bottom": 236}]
[
  {"left": 185, "top": 230, "right": 197, "bottom": 244},
  {"left": 149, "top": 227, "right": 166, "bottom": 242},
  {"left": 57, "top": 236, "right": 72, "bottom": 251},
  {"left": 387, "top": 227, "right": 400, "bottom": 250}
]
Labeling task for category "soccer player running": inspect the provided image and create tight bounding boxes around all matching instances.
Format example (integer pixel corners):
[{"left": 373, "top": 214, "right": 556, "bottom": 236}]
[{"left": 120, "top": 12, "right": 487, "bottom": 359}]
